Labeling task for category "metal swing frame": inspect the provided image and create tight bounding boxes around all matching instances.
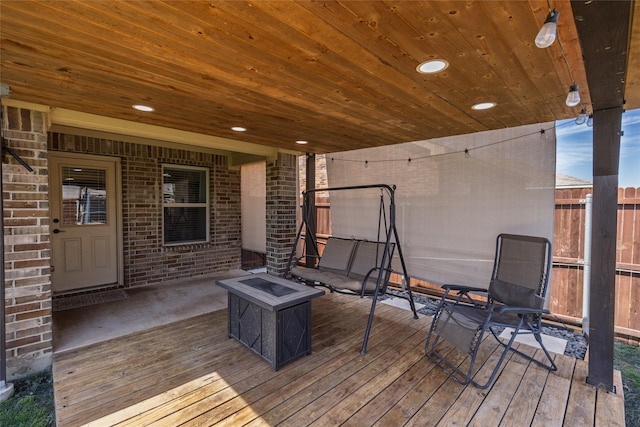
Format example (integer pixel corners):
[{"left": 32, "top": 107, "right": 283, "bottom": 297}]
[{"left": 284, "top": 183, "right": 418, "bottom": 354}]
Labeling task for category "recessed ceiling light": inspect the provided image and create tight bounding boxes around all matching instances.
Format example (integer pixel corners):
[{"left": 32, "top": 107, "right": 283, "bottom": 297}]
[
  {"left": 416, "top": 59, "right": 449, "bottom": 74},
  {"left": 231, "top": 126, "right": 247, "bottom": 132},
  {"left": 133, "top": 104, "right": 154, "bottom": 112},
  {"left": 295, "top": 140, "right": 308, "bottom": 145},
  {"left": 471, "top": 102, "right": 496, "bottom": 110}
]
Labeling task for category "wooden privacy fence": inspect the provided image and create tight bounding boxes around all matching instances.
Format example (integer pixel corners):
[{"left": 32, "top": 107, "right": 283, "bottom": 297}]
[
  {"left": 310, "top": 187, "right": 640, "bottom": 341},
  {"left": 553, "top": 187, "right": 639, "bottom": 341}
]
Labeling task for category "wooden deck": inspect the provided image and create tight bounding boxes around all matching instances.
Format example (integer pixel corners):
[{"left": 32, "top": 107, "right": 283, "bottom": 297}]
[{"left": 53, "top": 291, "right": 626, "bottom": 426}]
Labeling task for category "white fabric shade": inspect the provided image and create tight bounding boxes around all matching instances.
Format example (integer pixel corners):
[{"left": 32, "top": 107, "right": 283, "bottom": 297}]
[{"left": 326, "top": 123, "right": 556, "bottom": 288}]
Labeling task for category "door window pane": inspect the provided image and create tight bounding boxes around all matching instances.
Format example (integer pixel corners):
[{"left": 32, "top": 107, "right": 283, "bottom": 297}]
[{"left": 61, "top": 167, "right": 107, "bottom": 225}]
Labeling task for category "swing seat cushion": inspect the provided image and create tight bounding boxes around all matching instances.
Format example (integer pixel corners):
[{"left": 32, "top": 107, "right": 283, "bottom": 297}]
[
  {"left": 292, "top": 238, "right": 395, "bottom": 295},
  {"left": 333, "top": 241, "right": 394, "bottom": 293}
]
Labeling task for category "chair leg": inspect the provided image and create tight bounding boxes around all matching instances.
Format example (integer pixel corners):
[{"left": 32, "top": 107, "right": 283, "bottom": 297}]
[
  {"left": 426, "top": 334, "right": 476, "bottom": 386},
  {"left": 425, "top": 309, "right": 485, "bottom": 387},
  {"left": 475, "top": 322, "right": 524, "bottom": 389},
  {"left": 489, "top": 319, "right": 558, "bottom": 373},
  {"left": 427, "top": 316, "right": 540, "bottom": 389},
  {"left": 530, "top": 323, "right": 558, "bottom": 372}
]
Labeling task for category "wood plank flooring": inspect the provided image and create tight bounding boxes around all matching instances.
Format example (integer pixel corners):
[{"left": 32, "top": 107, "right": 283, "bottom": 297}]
[{"left": 53, "top": 291, "right": 626, "bottom": 426}]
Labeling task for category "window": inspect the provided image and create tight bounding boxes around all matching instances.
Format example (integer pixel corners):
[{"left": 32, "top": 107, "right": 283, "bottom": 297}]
[
  {"left": 163, "top": 165, "right": 209, "bottom": 245},
  {"left": 61, "top": 166, "right": 108, "bottom": 225}
]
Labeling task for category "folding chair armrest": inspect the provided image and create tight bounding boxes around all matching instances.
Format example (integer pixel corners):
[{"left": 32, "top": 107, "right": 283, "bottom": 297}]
[
  {"left": 441, "top": 284, "right": 488, "bottom": 307},
  {"left": 442, "top": 284, "right": 488, "bottom": 293},
  {"left": 494, "top": 306, "right": 550, "bottom": 315}
]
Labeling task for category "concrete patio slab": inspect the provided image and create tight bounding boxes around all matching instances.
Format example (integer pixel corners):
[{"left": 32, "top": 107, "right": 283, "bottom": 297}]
[{"left": 52, "top": 270, "right": 249, "bottom": 353}]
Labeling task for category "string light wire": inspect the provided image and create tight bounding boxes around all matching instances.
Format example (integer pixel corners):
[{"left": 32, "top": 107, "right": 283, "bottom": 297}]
[
  {"left": 545, "top": 0, "right": 583, "bottom": 109},
  {"left": 329, "top": 121, "right": 570, "bottom": 167}
]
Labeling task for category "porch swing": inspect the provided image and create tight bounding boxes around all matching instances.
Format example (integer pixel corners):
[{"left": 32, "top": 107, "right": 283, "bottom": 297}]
[{"left": 284, "top": 184, "right": 418, "bottom": 354}]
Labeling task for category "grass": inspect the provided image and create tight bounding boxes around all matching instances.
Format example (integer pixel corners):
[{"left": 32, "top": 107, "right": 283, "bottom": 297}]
[
  {"left": 614, "top": 341, "right": 640, "bottom": 427},
  {"left": 0, "top": 369, "right": 55, "bottom": 427},
  {"left": 0, "top": 344, "right": 638, "bottom": 426}
]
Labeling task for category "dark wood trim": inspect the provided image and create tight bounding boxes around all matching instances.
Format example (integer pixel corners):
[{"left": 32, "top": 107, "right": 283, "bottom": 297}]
[
  {"left": 304, "top": 153, "right": 318, "bottom": 266},
  {"left": 571, "top": 1, "right": 633, "bottom": 111}
]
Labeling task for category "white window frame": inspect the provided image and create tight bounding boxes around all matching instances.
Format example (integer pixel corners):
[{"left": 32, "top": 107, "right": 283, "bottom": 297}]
[{"left": 162, "top": 164, "right": 210, "bottom": 246}]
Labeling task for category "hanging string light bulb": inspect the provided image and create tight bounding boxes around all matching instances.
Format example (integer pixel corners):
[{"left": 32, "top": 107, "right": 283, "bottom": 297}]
[
  {"left": 532, "top": 4, "right": 582, "bottom": 116},
  {"left": 535, "top": 8, "right": 560, "bottom": 48},
  {"left": 587, "top": 114, "right": 594, "bottom": 127},
  {"left": 575, "top": 107, "right": 588, "bottom": 125},
  {"left": 566, "top": 84, "right": 580, "bottom": 107}
]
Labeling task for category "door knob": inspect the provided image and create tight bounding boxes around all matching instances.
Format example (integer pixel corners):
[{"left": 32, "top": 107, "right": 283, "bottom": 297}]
[{"left": 53, "top": 229, "right": 65, "bottom": 234}]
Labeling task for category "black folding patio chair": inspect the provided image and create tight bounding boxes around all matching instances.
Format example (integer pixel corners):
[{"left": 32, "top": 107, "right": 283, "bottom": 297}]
[{"left": 425, "top": 233, "right": 557, "bottom": 389}]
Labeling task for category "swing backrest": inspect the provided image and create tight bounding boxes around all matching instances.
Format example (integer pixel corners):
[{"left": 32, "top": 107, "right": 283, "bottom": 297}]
[
  {"left": 348, "top": 240, "right": 395, "bottom": 281},
  {"left": 317, "top": 237, "right": 359, "bottom": 275}
]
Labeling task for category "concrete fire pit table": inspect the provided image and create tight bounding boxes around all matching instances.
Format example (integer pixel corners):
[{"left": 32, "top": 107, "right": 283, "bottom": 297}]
[{"left": 216, "top": 273, "right": 325, "bottom": 370}]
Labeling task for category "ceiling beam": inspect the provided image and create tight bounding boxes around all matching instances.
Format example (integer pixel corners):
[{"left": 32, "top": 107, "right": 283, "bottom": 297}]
[{"left": 571, "top": 0, "right": 633, "bottom": 111}]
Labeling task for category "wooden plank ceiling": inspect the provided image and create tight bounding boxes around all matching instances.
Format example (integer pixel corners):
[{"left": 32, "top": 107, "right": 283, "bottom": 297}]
[{"left": 0, "top": 0, "right": 637, "bottom": 154}]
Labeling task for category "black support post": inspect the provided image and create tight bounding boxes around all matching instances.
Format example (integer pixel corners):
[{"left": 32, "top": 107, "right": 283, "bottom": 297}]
[
  {"left": 570, "top": 0, "right": 632, "bottom": 392},
  {"left": 587, "top": 107, "right": 622, "bottom": 392}
]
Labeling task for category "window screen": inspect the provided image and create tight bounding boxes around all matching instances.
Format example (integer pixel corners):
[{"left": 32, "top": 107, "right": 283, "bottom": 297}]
[{"left": 163, "top": 165, "right": 209, "bottom": 244}]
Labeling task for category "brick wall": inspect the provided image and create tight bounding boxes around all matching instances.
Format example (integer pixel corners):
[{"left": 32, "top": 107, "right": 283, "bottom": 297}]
[
  {"left": 2, "top": 105, "right": 53, "bottom": 379},
  {"left": 48, "top": 132, "right": 241, "bottom": 288},
  {"left": 298, "top": 154, "right": 328, "bottom": 191},
  {"left": 298, "top": 153, "right": 329, "bottom": 202},
  {"left": 266, "top": 153, "right": 298, "bottom": 275}
]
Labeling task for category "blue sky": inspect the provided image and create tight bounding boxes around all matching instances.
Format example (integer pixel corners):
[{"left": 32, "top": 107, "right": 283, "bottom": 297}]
[{"left": 556, "top": 108, "right": 640, "bottom": 188}]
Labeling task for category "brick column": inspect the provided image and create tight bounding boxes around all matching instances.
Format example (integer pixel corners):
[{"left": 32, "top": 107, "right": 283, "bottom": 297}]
[
  {"left": 265, "top": 153, "right": 298, "bottom": 275},
  {"left": 2, "top": 105, "right": 52, "bottom": 379}
]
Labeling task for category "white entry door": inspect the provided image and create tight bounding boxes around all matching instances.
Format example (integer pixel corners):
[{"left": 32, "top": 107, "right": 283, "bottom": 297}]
[{"left": 50, "top": 153, "right": 121, "bottom": 293}]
